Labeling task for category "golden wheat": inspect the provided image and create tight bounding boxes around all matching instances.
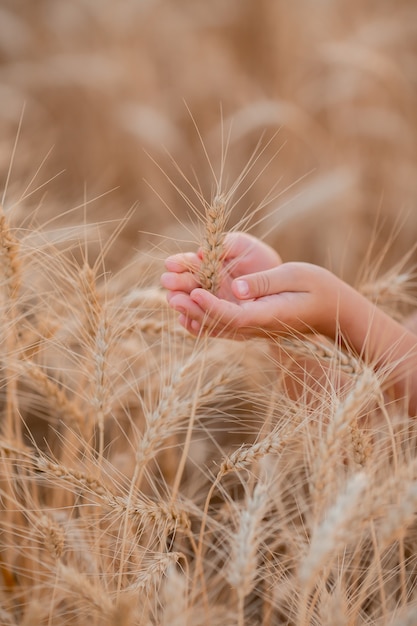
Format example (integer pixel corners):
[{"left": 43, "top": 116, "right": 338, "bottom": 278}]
[{"left": 1, "top": 2, "right": 417, "bottom": 625}]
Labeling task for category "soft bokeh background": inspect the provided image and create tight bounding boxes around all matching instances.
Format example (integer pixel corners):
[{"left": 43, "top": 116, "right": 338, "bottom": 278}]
[{"left": 1, "top": 0, "right": 417, "bottom": 282}]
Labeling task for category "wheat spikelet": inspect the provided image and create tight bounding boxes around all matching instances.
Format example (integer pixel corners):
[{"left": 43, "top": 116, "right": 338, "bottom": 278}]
[
  {"left": 220, "top": 404, "right": 305, "bottom": 474},
  {"left": 0, "top": 435, "right": 191, "bottom": 569},
  {"left": 374, "top": 470, "right": 417, "bottom": 548},
  {"left": 125, "top": 552, "right": 184, "bottom": 592},
  {"left": 360, "top": 271, "right": 417, "bottom": 318},
  {"left": 317, "top": 580, "right": 350, "bottom": 626},
  {"left": 19, "top": 601, "right": 46, "bottom": 626},
  {"left": 0, "top": 205, "right": 23, "bottom": 442},
  {"left": 226, "top": 482, "right": 270, "bottom": 625},
  {"left": 198, "top": 193, "right": 228, "bottom": 294},
  {"left": 19, "top": 358, "right": 85, "bottom": 427},
  {"left": 57, "top": 563, "right": 115, "bottom": 617},
  {"left": 388, "top": 604, "right": 417, "bottom": 626},
  {"left": 310, "top": 366, "right": 381, "bottom": 518},
  {"left": 120, "top": 286, "right": 169, "bottom": 310},
  {"left": 160, "top": 562, "right": 189, "bottom": 626},
  {"left": 0, "top": 607, "right": 16, "bottom": 626},
  {"left": 357, "top": 241, "right": 417, "bottom": 320},
  {"left": 90, "top": 313, "right": 111, "bottom": 459},
  {"left": 349, "top": 418, "right": 372, "bottom": 467},
  {"left": 299, "top": 472, "right": 368, "bottom": 587},
  {"left": 135, "top": 316, "right": 188, "bottom": 337},
  {"left": 37, "top": 513, "right": 65, "bottom": 560},
  {"left": 278, "top": 335, "right": 361, "bottom": 375},
  {"left": 23, "top": 447, "right": 191, "bottom": 536},
  {"left": 0, "top": 205, "right": 21, "bottom": 302},
  {"left": 29, "top": 452, "right": 109, "bottom": 496},
  {"left": 110, "top": 492, "right": 191, "bottom": 536},
  {"left": 77, "top": 262, "right": 111, "bottom": 459},
  {"left": 136, "top": 350, "right": 238, "bottom": 473},
  {"left": 78, "top": 261, "right": 102, "bottom": 337}
]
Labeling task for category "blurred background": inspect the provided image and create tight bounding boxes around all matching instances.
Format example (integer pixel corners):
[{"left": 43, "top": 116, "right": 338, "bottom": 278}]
[{"left": 1, "top": 0, "right": 417, "bottom": 283}]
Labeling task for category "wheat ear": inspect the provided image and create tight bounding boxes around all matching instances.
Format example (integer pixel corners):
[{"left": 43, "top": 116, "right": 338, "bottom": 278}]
[
  {"left": 19, "top": 359, "right": 85, "bottom": 427},
  {"left": 226, "top": 483, "right": 270, "bottom": 626},
  {"left": 198, "top": 193, "right": 227, "bottom": 294},
  {"left": 160, "top": 562, "right": 189, "bottom": 626},
  {"left": 298, "top": 472, "right": 368, "bottom": 626},
  {"left": 0, "top": 206, "right": 22, "bottom": 441},
  {"left": 220, "top": 405, "right": 305, "bottom": 474},
  {"left": 310, "top": 366, "right": 381, "bottom": 519},
  {"left": 37, "top": 513, "right": 65, "bottom": 561},
  {"left": 78, "top": 262, "right": 111, "bottom": 462}
]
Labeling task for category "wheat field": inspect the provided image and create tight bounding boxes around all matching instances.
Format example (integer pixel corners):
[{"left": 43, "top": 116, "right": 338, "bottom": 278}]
[{"left": 1, "top": 1, "right": 417, "bottom": 624}]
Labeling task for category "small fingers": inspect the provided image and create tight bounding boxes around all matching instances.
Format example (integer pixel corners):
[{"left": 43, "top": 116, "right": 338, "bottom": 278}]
[
  {"left": 161, "top": 270, "right": 200, "bottom": 294},
  {"left": 223, "top": 232, "right": 282, "bottom": 273},
  {"left": 168, "top": 292, "right": 215, "bottom": 337},
  {"left": 168, "top": 293, "right": 206, "bottom": 321},
  {"left": 190, "top": 288, "right": 246, "bottom": 331},
  {"left": 232, "top": 264, "right": 305, "bottom": 300},
  {"left": 164, "top": 252, "right": 200, "bottom": 273}
]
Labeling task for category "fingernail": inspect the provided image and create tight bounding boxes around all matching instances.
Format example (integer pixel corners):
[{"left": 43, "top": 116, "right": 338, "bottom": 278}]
[
  {"left": 234, "top": 279, "right": 249, "bottom": 297},
  {"left": 191, "top": 320, "right": 200, "bottom": 332}
]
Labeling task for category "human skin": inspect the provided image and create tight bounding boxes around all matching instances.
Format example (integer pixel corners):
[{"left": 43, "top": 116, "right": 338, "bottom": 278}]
[{"left": 161, "top": 232, "right": 417, "bottom": 416}]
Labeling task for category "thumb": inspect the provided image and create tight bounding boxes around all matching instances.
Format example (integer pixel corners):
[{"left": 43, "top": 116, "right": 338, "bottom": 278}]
[{"left": 232, "top": 266, "right": 296, "bottom": 300}]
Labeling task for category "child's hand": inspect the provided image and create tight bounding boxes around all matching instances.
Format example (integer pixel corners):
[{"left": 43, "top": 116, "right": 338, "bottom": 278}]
[
  {"left": 161, "top": 232, "right": 282, "bottom": 330},
  {"left": 162, "top": 232, "right": 417, "bottom": 415},
  {"left": 180, "top": 263, "right": 341, "bottom": 339},
  {"left": 161, "top": 231, "right": 343, "bottom": 339}
]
